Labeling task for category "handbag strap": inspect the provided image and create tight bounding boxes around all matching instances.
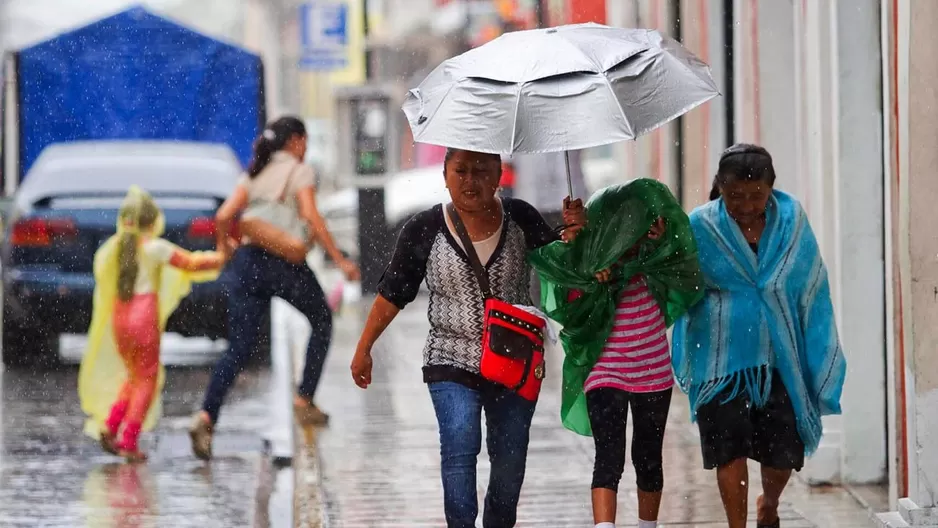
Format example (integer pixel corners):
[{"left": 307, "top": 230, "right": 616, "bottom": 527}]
[
  {"left": 275, "top": 163, "right": 302, "bottom": 203},
  {"left": 446, "top": 203, "right": 493, "bottom": 299}
]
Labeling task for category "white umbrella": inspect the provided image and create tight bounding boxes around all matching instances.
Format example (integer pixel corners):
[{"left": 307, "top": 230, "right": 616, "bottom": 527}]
[{"left": 403, "top": 23, "right": 720, "bottom": 197}]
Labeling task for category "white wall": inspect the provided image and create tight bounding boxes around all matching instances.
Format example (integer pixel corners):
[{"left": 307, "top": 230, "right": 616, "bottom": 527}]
[
  {"left": 742, "top": 0, "right": 887, "bottom": 486},
  {"left": 605, "top": 0, "right": 680, "bottom": 193},
  {"left": 606, "top": 0, "right": 889, "bottom": 486},
  {"left": 833, "top": 0, "right": 888, "bottom": 486},
  {"left": 677, "top": 0, "right": 728, "bottom": 207},
  {"left": 898, "top": 0, "right": 938, "bottom": 510},
  {"left": 380, "top": 0, "right": 437, "bottom": 40},
  {"left": 243, "top": 0, "right": 285, "bottom": 116},
  {"left": 794, "top": 0, "right": 843, "bottom": 485}
]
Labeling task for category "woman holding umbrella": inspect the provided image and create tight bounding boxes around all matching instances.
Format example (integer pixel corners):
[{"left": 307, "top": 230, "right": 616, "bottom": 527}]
[
  {"left": 351, "top": 148, "right": 585, "bottom": 528},
  {"left": 671, "top": 144, "right": 846, "bottom": 528},
  {"left": 363, "top": 22, "right": 719, "bottom": 527}
]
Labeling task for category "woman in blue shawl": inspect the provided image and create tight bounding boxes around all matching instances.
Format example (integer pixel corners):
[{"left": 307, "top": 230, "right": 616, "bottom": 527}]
[{"left": 671, "top": 144, "right": 846, "bottom": 528}]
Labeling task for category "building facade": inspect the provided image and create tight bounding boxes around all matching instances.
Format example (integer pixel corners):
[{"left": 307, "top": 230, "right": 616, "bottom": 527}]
[{"left": 600, "top": 1, "right": 936, "bottom": 523}]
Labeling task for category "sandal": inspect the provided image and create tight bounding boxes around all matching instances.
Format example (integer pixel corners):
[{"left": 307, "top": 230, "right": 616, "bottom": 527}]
[
  {"left": 99, "top": 428, "right": 119, "bottom": 456},
  {"left": 293, "top": 396, "right": 329, "bottom": 427},
  {"left": 756, "top": 494, "right": 781, "bottom": 527},
  {"left": 188, "top": 412, "right": 214, "bottom": 461}
]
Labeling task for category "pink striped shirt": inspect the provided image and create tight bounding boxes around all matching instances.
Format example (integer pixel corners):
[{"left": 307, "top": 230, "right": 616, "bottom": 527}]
[{"left": 584, "top": 276, "right": 674, "bottom": 394}]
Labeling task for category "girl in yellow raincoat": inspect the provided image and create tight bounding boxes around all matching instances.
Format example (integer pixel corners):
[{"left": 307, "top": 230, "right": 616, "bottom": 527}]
[{"left": 79, "top": 186, "right": 229, "bottom": 462}]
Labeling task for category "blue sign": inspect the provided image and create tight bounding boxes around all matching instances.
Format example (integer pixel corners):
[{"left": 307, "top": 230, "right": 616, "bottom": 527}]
[{"left": 299, "top": 1, "right": 349, "bottom": 70}]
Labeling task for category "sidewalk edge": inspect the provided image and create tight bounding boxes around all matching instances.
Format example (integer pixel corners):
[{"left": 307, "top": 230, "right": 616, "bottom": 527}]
[
  {"left": 283, "top": 306, "right": 327, "bottom": 528},
  {"left": 293, "top": 422, "right": 327, "bottom": 528}
]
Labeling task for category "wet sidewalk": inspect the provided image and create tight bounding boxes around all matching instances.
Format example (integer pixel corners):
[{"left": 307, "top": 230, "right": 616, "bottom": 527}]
[
  {"left": 312, "top": 296, "right": 875, "bottom": 527},
  {"left": 0, "top": 361, "right": 292, "bottom": 528}
]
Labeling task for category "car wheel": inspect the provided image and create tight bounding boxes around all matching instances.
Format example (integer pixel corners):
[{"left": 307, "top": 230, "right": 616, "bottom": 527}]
[{"left": 2, "top": 321, "right": 61, "bottom": 370}]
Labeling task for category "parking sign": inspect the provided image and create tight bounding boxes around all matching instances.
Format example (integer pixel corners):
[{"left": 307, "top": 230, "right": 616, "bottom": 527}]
[{"left": 298, "top": 1, "right": 349, "bottom": 70}]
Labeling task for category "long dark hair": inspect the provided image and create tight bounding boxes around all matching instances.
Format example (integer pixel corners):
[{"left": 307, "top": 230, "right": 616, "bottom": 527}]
[
  {"left": 117, "top": 194, "right": 161, "bottom": 302},
  {"left": 248, "top": 116, "right": 307, "bottom": 178},
  {"left": 708, "top": 143, "right": 777, "bottom": 200}
]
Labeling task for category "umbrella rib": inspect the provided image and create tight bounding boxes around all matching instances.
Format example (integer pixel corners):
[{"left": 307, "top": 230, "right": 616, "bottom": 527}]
[
  {"left": 554, "top": 30, "right": 604, "bottom": 72},
  {"left": 508, "top": 82, "right": 524, "bottom": 155},
  {"left": 600, "top": 73, "right": 635, "bottom": 140}
]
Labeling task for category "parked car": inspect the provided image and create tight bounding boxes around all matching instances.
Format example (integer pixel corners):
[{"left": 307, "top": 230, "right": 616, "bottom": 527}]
[{"left": 0, "top": 140, "right": 260, "bottom": 367}]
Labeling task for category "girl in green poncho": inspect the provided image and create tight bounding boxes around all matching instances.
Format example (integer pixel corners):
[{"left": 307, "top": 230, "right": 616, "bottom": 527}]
[{"left": 529, "top": 179, "right": 703, "bottom": 528}]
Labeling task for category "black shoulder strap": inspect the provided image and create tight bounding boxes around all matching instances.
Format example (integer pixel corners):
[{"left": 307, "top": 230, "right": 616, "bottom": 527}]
[{"left": 446, "top": 203, "right": 492, "bottom": 299}]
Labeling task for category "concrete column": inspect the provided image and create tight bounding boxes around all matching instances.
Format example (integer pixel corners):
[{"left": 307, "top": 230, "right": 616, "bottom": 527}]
[
  {"left": 878, "top": 0, "right": 938, "bottom": 524},
  {"left": 902, "top": 0, "right": 938, "bottom": 512},
  {"left": 677, "top": 0, "right": 728, "bottom": 208},
  {"left": 734, "top": 0, "right": 887, "bottom": 487},
  {"left": 605, "top": 0, "right": 640, "bottom": 185},
  {"left": 752, "top": 0, "right": 798, "bottom": 193},
  {"left": 833, "top": 0, "right": 887, "bottom": 486},
  {"left": 618, "top": 0, "right": 679, "bottom": 193},
  {"left": 243, "top": 0, "right": 285, "bottom": 116},
  {"left": 605, "top": 0, "right": 636, "bottom": 30},
  {"left": 791, "top": 0, "right": 846, "bottom": 485}
]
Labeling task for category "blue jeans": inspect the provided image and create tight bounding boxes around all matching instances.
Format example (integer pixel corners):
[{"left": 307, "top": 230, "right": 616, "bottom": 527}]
[
  {"left": 202, "top": 247, "right": 333, "bottom": 423},
  {"left": 428, "top": 381, "right": 536, "bottom": 528}
]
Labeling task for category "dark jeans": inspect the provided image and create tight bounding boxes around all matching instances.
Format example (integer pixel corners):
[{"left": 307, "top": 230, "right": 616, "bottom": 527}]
[
  {"left": 202, "top": 246, "right": 333, "bottom": 423},
  {"left": 586, "top": 387, "right": 672, "bottom": 492},
  {"left": 428, "top": 381, "right": 536, "bottom": 528}
]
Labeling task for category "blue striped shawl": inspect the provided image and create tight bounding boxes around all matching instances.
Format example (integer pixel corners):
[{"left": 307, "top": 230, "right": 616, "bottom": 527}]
[{"left": 671, "top": 191, "right": 847, "bottom": 455}]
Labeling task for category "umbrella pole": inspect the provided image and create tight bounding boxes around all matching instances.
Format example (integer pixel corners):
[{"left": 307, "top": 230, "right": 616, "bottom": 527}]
[{"left": 564, "top": 150, "right": 574, "bottom": 199}]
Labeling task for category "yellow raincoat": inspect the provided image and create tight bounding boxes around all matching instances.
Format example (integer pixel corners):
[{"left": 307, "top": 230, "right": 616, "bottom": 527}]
[{"left": 78, "top": 186, "right": 221, "bottom": 439}]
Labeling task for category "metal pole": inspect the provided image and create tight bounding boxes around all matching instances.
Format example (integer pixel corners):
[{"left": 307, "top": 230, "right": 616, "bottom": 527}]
[
  {"left": 564, "top": 150, "right": 574, "bottom": 199},
  {"left": 534, "top": 0, "right": 547, "bottom": 28},
  {"left": 362, "top": 0, "right": 372, "bottom": 78},
  {"left": 355, "top": 0, "right": 389, "bottom": 295}
]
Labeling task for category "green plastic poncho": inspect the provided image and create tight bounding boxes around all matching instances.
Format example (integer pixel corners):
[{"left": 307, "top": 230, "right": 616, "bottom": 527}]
[{"left": 528, "top": 179, "right": 704, "bottom": 436}]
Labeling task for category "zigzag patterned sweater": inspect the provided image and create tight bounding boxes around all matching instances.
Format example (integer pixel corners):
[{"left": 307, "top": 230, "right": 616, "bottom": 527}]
[{"left": 378, "top": 198, "right": 558, "bottom": 389}]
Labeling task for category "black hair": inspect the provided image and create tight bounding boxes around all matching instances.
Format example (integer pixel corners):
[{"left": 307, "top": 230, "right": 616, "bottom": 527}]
[
  {"left": 248, "top": 116, "right": 307, "bottom": 178},
  {"left": 442, "top": 147, "right": 502, "bottom": 176},
  {"left": 709, "top": 143, "right": 777, "bottom": 200}
]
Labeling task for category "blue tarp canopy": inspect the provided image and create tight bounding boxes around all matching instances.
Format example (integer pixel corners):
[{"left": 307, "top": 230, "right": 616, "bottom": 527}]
[{"left": 14, "top": 6, "right": 265, "bottom": 180}]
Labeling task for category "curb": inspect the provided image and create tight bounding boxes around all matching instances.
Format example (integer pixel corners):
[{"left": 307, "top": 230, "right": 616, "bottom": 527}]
[
  {"left": 279, "top": 301, "right": 328, "bottom": 528},
  {"left": 293, "top": 423, "right": 327, "bottom": 528}
]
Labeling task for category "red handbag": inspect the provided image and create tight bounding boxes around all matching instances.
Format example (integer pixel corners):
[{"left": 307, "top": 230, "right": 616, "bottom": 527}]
[{"left": 446, "top": 204, "right": 546, "bottom": 401}]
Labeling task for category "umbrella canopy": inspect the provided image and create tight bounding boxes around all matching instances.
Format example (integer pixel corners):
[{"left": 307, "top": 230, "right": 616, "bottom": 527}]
[{"left": 403, "top": 23, "right": 720, "bottom": 155}]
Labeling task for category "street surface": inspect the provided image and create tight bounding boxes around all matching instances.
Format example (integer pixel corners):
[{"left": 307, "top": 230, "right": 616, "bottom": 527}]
[
  {"left": 0, "top": 338, "right": 292, "bottom": 528},
  {"left": 0, "top": 283, "right": 882, "bottom": 527},
  {"left": 314, "top": 296, "right": 878, "bottom": 527}
]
